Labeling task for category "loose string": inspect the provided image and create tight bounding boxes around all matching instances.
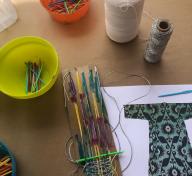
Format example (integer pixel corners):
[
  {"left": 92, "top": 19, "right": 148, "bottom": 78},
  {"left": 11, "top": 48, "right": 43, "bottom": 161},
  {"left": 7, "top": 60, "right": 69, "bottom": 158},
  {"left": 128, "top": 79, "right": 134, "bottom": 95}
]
[{"left": 100, "top": 70, "right": 152, "bottom": 174}]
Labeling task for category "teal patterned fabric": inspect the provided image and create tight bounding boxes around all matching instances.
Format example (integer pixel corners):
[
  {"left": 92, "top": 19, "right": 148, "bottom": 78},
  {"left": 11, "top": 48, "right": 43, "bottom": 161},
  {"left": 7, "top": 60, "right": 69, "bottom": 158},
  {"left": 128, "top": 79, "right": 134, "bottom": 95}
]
[{"left": 124, "top": 103, "right": 192, "bottom": 176}]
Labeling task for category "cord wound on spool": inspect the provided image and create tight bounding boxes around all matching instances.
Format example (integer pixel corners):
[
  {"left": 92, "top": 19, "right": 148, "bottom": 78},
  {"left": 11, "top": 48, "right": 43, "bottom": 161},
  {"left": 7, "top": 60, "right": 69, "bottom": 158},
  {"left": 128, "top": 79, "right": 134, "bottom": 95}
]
[
  {"left": 105, "top": 0, "right": 144, "bottom": 43},
  {"left": 144, "top": 19, "right": 173, "bottom": 63}
]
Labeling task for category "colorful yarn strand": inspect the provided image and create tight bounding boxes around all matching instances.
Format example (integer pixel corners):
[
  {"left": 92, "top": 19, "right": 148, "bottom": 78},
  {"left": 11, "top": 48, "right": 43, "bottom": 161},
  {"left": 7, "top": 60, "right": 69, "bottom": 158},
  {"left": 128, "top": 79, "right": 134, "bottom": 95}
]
[
  {"left": 48, "top": 0, "right": 88, "bottom": 14},
  {"left": 25, "top": 61, "right": 44, "bottom": 94}
]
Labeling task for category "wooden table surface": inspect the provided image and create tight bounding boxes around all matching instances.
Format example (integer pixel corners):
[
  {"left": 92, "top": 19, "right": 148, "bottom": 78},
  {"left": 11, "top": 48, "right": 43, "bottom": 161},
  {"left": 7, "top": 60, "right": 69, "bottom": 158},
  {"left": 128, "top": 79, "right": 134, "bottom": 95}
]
[{"left": 0, "top": 0, "right": 192, "bottom": 175}]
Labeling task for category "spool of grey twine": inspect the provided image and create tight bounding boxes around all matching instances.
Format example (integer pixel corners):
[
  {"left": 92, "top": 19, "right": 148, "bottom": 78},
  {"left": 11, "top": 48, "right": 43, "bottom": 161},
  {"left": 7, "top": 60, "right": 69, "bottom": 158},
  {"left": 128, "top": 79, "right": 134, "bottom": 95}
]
[{"left": 144, "top": 19, "right": 173, "bottom": 63}]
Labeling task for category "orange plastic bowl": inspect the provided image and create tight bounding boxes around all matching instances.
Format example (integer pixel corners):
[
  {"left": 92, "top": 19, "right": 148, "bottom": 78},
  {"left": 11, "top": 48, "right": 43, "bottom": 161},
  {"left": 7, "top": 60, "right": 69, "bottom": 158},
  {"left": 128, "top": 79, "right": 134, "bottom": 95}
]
[{"left": 40, "top": 0, "right": 90, "bottom": 23}]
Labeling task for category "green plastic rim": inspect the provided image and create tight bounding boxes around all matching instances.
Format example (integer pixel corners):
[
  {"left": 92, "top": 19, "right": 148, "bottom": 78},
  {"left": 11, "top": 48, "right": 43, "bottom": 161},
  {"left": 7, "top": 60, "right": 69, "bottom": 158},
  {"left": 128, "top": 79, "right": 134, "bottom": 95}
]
[{"left": 0, "top": 36, "right": 60, "bottom": 99}]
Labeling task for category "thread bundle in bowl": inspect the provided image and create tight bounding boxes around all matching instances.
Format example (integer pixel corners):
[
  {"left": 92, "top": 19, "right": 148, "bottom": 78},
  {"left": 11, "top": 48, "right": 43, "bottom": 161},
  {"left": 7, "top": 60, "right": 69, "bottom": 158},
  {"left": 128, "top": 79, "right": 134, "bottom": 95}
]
[
  {"left": 144, "top": 19, "right": 173, "bottom": 63},
  {"left": 105, "top": 0, "right": 144, "bottom": 43},
  {"left": 40, "top": 0, "right": 90, "bottom": 23},
  {"left": 0, "top": 142, "right": 16, "bottom": 176},
  {"left": 0, "top": 36, "right": 59, "bottom": 99}
]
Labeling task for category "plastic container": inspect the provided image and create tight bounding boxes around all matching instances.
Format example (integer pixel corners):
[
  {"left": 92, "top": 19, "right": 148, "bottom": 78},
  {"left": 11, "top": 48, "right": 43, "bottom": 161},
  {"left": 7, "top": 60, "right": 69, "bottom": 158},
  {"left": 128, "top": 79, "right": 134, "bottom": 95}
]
[
  {"left": 40, "top": 0, "right": 90, "bottom": 23},
  {"left": 0, "top": 36, "right": 59, "bottom": 99},
  {"left": 0, "top": 141, "right": 16, "bottom": 176},
  {"left": 0, "top": 0, "right": 17, "bottom": 32}
]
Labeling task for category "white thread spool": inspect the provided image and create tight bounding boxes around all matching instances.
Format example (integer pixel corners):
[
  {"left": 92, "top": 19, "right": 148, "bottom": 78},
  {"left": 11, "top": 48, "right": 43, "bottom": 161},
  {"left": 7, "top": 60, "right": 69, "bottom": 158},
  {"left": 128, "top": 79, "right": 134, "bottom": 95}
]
[{"left": 105, "top": 0, "right": 144, "bottom": 43}]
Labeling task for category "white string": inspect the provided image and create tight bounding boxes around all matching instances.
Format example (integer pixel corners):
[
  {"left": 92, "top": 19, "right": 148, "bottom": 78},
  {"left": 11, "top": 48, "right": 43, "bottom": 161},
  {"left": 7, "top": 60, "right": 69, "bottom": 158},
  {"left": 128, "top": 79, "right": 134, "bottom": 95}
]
[
  {"left": 101, "top": 71, "right": 152, "bottom": 174},
  {"left": 105, "top": 0, "right": 144, "bottom": 43},
  {"left": 143, "top": 10, "right": 156, "bottom": 21}
]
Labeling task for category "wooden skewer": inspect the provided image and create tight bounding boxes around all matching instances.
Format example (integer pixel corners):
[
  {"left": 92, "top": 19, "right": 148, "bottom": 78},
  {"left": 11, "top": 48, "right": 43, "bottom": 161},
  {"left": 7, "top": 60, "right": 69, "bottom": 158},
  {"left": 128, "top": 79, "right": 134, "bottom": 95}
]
[{"left": 0, "top": 158, "right": 10, "bottom": 167}]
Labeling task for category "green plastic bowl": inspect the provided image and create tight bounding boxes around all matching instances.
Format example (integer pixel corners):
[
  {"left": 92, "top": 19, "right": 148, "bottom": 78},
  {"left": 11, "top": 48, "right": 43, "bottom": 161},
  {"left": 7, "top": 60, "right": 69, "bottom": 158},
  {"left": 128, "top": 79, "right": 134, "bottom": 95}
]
[{"left": 0, "top": 36, "right": 59, "bottom": 99}]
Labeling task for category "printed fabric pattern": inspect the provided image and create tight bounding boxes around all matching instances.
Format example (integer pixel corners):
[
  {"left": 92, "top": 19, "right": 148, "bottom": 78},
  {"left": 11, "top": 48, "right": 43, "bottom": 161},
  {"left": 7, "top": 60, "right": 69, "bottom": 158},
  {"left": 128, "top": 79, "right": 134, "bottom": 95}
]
[{"left": 124, "top": 103, "right": 192, "bottom": 176}]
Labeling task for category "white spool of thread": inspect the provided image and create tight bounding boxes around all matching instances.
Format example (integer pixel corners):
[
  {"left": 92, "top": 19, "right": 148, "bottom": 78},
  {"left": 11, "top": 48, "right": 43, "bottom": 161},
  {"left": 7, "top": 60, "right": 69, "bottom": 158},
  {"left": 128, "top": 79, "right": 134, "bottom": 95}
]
[{"left": 105, "top": 0, "right": 144, "bottom": 43}]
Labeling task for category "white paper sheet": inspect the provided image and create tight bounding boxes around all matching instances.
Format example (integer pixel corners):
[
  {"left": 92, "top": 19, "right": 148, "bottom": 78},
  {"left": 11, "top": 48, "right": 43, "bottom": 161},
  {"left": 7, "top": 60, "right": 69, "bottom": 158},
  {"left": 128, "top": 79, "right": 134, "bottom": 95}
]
[
  {"left": 0, "top": 0, "right": 17, "bottom": 32},
  {"left": 102, "top": 84, "right": 192, "bottom": 176}
]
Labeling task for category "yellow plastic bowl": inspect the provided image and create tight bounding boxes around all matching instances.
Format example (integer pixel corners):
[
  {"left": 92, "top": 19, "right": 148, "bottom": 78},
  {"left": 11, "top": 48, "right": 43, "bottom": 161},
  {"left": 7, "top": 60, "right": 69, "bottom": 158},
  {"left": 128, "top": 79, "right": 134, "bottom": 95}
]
[{"left": 0, "top": 36, "right": 59, "bottom": 99}]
